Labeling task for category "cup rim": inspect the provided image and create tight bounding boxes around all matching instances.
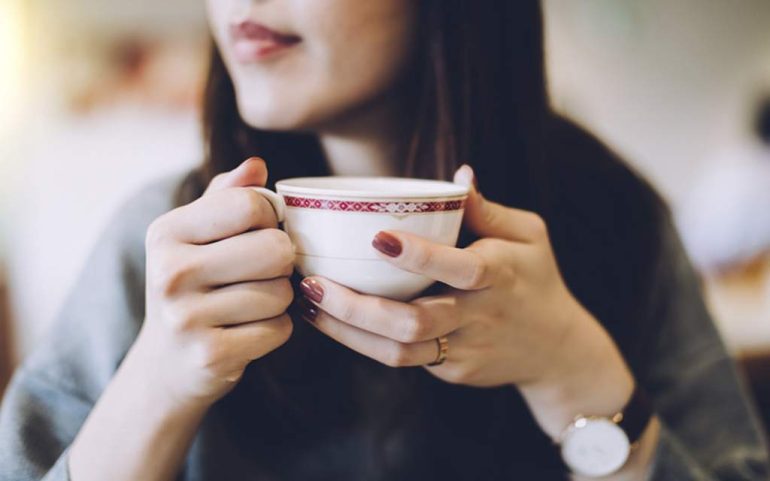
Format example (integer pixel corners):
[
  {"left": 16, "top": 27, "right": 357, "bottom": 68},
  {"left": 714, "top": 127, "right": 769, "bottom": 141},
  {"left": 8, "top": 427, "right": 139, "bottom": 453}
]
[{"left": 275, "top": 176, "right": 469, "bottom": 199}]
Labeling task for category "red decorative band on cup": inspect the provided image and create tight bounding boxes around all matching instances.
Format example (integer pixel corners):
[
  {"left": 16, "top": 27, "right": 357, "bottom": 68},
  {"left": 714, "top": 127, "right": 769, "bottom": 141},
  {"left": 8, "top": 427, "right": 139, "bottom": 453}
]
[{"left": 283, "top": 195, "right": 466, "bottom": 213}]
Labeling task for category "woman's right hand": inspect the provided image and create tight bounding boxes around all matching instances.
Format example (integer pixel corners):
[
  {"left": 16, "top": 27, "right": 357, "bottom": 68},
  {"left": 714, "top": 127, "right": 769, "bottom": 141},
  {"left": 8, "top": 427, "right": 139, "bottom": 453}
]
[
  {"left": 134, "top": 157, "right": 296, "bottom": 410},
  {"left": 70, "top": 158, "right": 294, "bottom": 481}
]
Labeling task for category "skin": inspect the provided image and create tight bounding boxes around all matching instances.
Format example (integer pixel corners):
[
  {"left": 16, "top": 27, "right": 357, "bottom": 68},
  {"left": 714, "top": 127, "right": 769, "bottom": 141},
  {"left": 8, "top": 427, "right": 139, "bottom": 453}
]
[{"left": 69, "top": 1, "right": 660, "bottom": 480}]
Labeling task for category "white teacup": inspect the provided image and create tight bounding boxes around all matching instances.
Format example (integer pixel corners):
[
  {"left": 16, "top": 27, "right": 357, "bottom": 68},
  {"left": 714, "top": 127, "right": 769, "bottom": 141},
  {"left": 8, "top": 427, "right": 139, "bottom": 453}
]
[{"left": 251, "top": 176, "right": 469, "bottom": 301}]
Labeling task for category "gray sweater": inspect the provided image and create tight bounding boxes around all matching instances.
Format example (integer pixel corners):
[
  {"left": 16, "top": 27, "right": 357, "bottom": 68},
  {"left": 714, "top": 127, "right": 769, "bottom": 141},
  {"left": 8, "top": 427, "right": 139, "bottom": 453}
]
[{"left": 0, "top": 170, "right": 768, "bottom": 480}]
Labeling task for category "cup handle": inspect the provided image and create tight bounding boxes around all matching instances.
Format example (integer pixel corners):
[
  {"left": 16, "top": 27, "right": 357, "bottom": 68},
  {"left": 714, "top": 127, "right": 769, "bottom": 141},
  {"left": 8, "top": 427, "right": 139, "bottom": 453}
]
[{"left": 249, "top": 187, "right": 286, "bottom": 223}]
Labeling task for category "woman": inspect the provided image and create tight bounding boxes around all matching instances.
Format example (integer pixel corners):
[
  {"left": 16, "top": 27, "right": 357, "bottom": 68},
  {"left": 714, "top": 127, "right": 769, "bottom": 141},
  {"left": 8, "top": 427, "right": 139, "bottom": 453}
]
[{"left": 0, "top": 1, "right": 767, "bottom": 480}]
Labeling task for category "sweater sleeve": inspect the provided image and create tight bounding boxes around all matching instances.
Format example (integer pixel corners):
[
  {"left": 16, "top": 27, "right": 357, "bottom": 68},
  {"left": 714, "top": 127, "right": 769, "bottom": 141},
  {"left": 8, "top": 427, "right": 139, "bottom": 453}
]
[
  {"left": 642, "top": 216, "right": 769, "bottom": 480},
  {"left": 0, "top": 171, "right": 187, "bottom": 481}
]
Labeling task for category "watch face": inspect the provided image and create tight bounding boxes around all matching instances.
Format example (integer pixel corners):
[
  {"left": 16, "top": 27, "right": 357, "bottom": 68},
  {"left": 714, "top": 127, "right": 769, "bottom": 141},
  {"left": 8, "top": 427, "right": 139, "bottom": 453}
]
[{"left": 561, "top": 417, "right": 631, "bottom": 478}]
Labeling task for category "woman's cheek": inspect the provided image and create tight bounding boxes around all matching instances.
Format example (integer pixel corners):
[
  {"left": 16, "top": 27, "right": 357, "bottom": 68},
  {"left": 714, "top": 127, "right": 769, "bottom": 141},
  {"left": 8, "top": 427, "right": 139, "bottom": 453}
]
[{"left": 292, "top": 0, "right": 418, "bottom": 122}]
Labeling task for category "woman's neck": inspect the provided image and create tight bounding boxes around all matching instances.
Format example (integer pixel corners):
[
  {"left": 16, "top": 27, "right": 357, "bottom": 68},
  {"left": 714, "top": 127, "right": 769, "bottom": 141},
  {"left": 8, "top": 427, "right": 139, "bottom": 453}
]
[{"left": 317, "top": 92, "right": 411, "bottom": 178}]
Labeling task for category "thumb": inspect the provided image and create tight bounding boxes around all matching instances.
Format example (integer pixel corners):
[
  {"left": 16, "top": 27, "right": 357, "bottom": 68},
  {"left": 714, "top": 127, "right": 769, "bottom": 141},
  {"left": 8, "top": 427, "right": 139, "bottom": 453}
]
[
  {"left": 453, "top": 164, "right": 543, "bottom": 242},
  {"left": 203, "top": 157, "right": 269, "bottom": 196}
]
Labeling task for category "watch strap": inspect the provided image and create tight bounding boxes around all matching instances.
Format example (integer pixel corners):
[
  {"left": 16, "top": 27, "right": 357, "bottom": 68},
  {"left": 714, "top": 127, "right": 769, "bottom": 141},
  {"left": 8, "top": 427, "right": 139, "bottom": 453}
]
[{"left": 616, "top": 383, "right": 653, "bottom": 445}]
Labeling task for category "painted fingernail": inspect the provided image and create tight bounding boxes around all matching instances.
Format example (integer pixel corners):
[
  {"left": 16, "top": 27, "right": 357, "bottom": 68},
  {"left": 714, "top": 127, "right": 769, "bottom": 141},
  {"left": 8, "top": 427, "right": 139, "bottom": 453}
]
[
  {"left": 298, "top": 296, "right": 319, "bottom": 323},
  {"left": 300, "top": 278, "right": 324, "bottom": 303},
  {"left": 372, "top": 231, "right": 402, "bottom": 257}
]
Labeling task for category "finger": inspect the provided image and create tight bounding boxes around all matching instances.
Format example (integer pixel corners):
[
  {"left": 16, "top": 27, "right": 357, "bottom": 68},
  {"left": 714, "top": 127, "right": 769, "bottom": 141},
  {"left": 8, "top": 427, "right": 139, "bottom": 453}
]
[
  {"left": 154, "top": 187, "right": 279, "bottom": 245},
  {"left": 298, "top": 297, "right": 442, "bottom": 368},
  {"left": 371, "top": 230, "right": 497, "bottom": 290},
  {"left": 299, "top": 277, "right": 463, "bottom": 343},
  {"left": 197, "top": 278, "right": 293, "bottom": 326},
  {"left": 220, "top": 313, "right": 294, "bottom": 362},
  {"left": 454, "top": 164, "right": 548, "bottom": 243},
  {"left": 203, "top": 157, "right": 268, "bottom": 196},
  {"left": 196, "top": 228, "right": 295, "bottom": 286}
]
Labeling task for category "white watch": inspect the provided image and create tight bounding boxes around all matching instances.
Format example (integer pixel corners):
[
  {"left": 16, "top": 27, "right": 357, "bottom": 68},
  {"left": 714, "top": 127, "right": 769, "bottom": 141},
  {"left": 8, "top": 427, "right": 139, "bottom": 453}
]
[
  {"left": 558, "top": 384, "right": 653, "bottom": 478},
  {"left": 560, "top": 415, "right": 631, "bottom": 477}
]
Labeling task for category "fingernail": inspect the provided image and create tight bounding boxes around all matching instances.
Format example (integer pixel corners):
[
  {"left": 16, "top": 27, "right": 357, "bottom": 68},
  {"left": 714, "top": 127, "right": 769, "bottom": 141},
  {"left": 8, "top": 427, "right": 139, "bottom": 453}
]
[
  {"left": 300, "top": 278, "right": 324, "bottom": 303},
  {"left": 466, "top": 165, "right": 479, "bottom": 193},
  {"left": 372, "top": 231, "right": 402, "bottom": 257},
  {"left": 236, "top": 157, "right": 264, "bottom": 175},
  {"left": 454, "top": 164, "right": 471, "bottom": 185},
  {"left": 236, "top": 157, "right": 255, "bottom": 172},
  {"left": 298, "top": 296, "right": 319, "bottom": 323}
]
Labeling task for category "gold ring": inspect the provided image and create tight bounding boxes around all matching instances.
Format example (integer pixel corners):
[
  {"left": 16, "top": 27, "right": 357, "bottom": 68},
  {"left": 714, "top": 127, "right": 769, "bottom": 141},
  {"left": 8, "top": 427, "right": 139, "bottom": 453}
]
[{"left": 427, "top": 335, "right": 449, "bottom": 366}]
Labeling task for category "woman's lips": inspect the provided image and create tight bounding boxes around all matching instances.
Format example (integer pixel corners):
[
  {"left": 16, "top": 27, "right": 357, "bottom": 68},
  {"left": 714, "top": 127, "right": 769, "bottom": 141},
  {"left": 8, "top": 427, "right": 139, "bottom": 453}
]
[{"left": 230, "top": 20, "right": 301, "bottom": 63}]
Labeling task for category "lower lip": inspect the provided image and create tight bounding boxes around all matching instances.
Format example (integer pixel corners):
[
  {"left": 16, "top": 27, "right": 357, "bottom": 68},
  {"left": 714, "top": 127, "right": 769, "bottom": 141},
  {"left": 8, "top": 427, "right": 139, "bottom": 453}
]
[{"left": 232, "top": 39, "right": 299, "bottom": 63}]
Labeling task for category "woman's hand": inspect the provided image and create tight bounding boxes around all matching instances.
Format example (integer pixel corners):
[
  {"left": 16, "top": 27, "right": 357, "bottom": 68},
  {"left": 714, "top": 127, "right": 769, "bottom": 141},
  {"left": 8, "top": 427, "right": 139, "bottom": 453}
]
[
  {"left": 70, "top": 158, "right": 297, "bottom": 481},
  {"left": 136, "top": 157, "right": 296, "bottom": 410},
  {"left": 298, "top": 165, "right": 635, "bottom": 441}
]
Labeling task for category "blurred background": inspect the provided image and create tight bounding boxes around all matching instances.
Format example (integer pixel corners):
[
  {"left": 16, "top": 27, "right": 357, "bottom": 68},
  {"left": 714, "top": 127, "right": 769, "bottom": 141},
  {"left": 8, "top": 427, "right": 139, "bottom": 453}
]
[{"left": 1, "top": 0, "right": 769, "bottom": 425}]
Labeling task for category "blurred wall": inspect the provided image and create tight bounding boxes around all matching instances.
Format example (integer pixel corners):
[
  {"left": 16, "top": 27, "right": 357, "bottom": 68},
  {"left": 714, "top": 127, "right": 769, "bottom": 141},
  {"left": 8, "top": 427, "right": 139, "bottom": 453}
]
[
  {"left": 544, "top": 0, "right": 770, "bottom": 206},
  {"left": 0, "top": 0, "right": 29, "bottom": 373},
  {"left": 0, "top": 263, "right": 13, "bottom": 395},
  {"left": 1, "top": 0, "right": 208, "bottom": 359}
]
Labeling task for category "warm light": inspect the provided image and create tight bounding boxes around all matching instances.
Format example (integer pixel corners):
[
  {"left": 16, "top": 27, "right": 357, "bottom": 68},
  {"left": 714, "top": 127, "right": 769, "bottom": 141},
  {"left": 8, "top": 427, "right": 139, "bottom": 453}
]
[
  {"left": 0, "top": 0, "right": 25, "bottom": 136},
  {"left": 0, "top": 0, "right": 25, "bottom": 257}
]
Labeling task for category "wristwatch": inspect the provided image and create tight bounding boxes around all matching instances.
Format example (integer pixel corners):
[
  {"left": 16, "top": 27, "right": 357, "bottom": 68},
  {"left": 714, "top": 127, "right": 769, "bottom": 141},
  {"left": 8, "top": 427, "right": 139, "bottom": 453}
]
[{"left": 558, "top": 383, "right": 653, "bottom": 478}]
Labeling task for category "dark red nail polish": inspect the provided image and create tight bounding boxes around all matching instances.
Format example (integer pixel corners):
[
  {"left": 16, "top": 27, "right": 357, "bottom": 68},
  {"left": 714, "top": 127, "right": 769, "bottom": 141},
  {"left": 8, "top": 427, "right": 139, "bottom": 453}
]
[
  {"left": 372, "top": 232, "right": 402, "bottom": 257},
  {"left": 300, "top": 278, "right": 324, "bottom": 303},
  {"left": 298, "top": 296, "right": 319, "bottom": 322}
]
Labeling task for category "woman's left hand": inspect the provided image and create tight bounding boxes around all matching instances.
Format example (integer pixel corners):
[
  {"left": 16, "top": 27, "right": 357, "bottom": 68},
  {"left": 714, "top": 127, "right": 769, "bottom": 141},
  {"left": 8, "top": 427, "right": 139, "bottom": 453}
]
[{"left": 298, "top": 164, "right": 635, "bottom": 440}]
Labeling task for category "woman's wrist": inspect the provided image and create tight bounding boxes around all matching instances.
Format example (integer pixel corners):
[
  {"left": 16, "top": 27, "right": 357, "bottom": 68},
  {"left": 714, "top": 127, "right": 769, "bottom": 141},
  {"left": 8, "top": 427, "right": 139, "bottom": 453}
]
[
  {"left": 69, "top": 333, "right": 211, "bottom": 481},
  {"left": 125, "top": 326, "right": 213, "bottom": 415},
  {"left": 517, "top": 304, "right": 635, "bottom": 441},
  {"left": 120, "top": 333, "right": 213, "bottom": 423}
]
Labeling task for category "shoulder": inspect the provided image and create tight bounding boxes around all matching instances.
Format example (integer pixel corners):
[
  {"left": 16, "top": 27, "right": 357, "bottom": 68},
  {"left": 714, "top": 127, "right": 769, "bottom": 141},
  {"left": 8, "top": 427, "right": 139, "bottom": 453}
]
[
  {"left": 95, "top": 167, "right": 204, "bottom": 267},
  {"left": 113, "top": 167, "right": 201, "bottom": 244}
]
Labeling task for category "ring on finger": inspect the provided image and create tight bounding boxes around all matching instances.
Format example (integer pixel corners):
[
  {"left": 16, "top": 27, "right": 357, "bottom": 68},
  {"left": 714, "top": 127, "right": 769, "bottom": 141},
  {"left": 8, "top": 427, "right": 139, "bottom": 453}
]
[{"left": 426, "top": 335, "right": 449, "bottom": 366}]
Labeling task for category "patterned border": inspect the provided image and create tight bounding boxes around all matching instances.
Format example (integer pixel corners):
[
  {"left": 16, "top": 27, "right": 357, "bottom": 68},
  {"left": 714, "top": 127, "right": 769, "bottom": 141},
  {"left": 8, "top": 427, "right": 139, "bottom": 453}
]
[{"left": 283, "top": 195, "right": 465, "bottom": 213}]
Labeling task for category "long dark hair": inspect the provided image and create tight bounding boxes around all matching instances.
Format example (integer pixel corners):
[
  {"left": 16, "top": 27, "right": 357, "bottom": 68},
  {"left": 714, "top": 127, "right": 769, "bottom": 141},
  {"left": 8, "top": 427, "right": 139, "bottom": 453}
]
[{"left": 177, "top": 1, "right": 668, "bottom": 479}]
